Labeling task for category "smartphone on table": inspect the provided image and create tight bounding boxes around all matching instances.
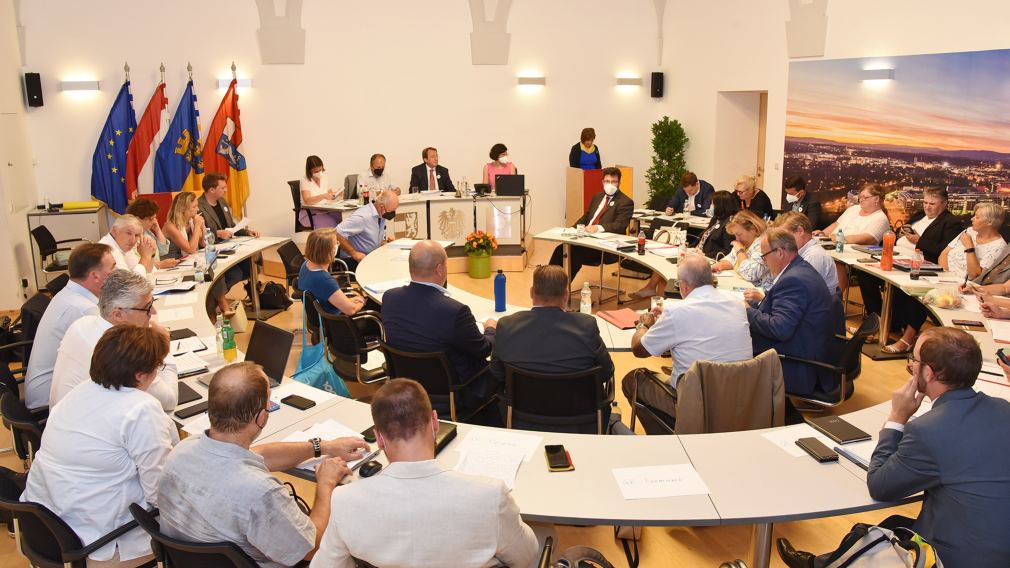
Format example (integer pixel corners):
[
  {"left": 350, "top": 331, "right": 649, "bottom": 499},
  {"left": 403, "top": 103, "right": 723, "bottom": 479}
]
[
  {"left": 544, "top": 444, "right": 574, "bottom": 472},
  {"left": 280, "top": 394, "right": 316, "bottom": 411}
]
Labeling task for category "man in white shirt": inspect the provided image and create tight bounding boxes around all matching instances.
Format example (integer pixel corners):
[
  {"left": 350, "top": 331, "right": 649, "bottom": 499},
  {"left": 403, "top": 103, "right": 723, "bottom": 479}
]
[
  {"left": 623, "top": 255, "right": 753, "bottom": 419},
  {"left": 335, "top": 189, "right": 399, "bottom": 270},
  {"left": 358, "top": 153, "right": 401, "bottom": 195},
  {"left": 311, "top": 379, "right": 540, "bottom": 568},
  {"left": 23, "top": 242, "right": 115, "bottom": 410},
  {"left": 50, "top": 269, "right": 179, "bottom": 411},
  {"left": 98, "top": 214, "right": 156, "bottom": 276}
]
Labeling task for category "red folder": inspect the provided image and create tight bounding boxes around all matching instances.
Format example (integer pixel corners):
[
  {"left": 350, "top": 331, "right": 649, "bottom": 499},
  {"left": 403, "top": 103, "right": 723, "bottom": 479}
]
[{"left": 597, "top": 308, "right": 639, "bottom": 330}]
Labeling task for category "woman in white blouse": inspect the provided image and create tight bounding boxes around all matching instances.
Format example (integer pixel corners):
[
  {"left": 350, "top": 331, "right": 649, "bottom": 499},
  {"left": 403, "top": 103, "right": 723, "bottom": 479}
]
[
  {"left": 299, "top": 155, "right": 342, "bottom": 228},
  {"left": 711, "top": 210, "right": 773, "bottom": 289},
  {"left": 21, "top": 325, "right": 177, "bottom": 567},
  {"left": 940, "top": 202, "right": 1006, "bottom": 280},
  {"left": 814, "top": 184, "right": 891, "bottom": 245}
]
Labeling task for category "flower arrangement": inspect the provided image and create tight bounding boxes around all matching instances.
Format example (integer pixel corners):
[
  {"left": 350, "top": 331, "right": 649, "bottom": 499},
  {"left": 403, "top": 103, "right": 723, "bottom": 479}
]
[{"left": 464, "top": 230, "right": 498, "bottom": 255}]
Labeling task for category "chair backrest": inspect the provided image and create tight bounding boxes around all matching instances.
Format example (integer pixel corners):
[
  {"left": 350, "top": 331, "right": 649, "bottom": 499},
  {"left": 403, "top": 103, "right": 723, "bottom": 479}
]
[
  {"left": 46, "top": 273, "right": 70, "bottom": 295},
  {"left": 380, "top": 341, "right": 455, "bottom": 409},
  {"left": 276, "top": 241, "right": 305, "bottom": 281},
  {"left": 840, "top": 312, "right": 879, "bottom": 379},
  {"left": 626, "top": 369, "right": 677, "bottom": 435},
  {"left": 504, "top": 364, "right": 605, "bottom": 432},
  {"left": 675, "top": 349, "right": 784, "bottom": 435},
  {"left": 314, "top": 299, "right": 368, "bottom": 361},
  {"left": 130, "top": 504, "right": 258, "bottom": 568},
  {"left": 142, "top": 192, "right": 175, "bottom": 227},
  {"left": 0, "top": 490, "right": 87, "bottom": 567},
  {"left": 344, "top": 174, "right": 359, "bottom": 199},
  {"left": 288, "top": 180, "right": 302, "bottom": 210},
  {"left": 20, "top": 292, "right": 51, "bottom": 366},
  {"left": 29, "top": 226, "right": 58, "bottom": 257},
  {"left": 1, "top": 392, "right": 44, "bottom": 463}
]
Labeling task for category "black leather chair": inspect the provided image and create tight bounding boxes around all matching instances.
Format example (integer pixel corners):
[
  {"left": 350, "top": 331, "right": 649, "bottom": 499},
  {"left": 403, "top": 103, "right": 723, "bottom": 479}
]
[
  {"left": 289, "top": 180, "right": 314, "bottom": 233},
  {"left": 781, "top": 312, "right": 879, "bottom": 411},
  {"left": 503, "top": 364, "right": 608, "bottom": 434},
  {"left": 277, "top": 241, "right": 306, "bottom": 299},
  {"left": 129, "top": 504, "right": 259, "bottom": 568},
  {"left": 1, "top": 391, "right": 45, "bottom": 470},
  {"left": 20, "top": 292, "right": 52, "bottom": 367},
  {"left": 380, "top": 341, "right": 496, "bottom": 423},
  {"left": 312, "top": 296, "right": 386, "bottom": 387},
  {"left": 626, "top": 370, "right": 677, "bottom": 435},
  {"left": 30, "top": 226, "right": 89, "bottom": 286},
  {"left": 0, "top": 481, "right": 150, "bottom": 568}
]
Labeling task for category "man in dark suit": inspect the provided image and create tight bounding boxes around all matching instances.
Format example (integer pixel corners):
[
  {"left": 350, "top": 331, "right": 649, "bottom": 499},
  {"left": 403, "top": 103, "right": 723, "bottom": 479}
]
[
  {"left": 747, "top": 228, "right": 835, "bottom": 396},
  {"left": 381, "top": 240, "right": 496, "bottom": 414},
  {"left": 548, "top": 166, "right": 634, "bottom": 280},
  {"left": 664, "top": 171, "right": 714, "bottom": 217},
  {"left": 782, "top": 176, "right": 822, "bottom": 230},
  {"left": 197, "top": 172, "right": 261, "bottom": 239},
  {"left": 778, "top": 328, "right": 1010, "bottom": 568},
  {"left": 408, "top": 147, "right": 454, "bottom": 193},
  {"left": 489, "top": 265, "right": 614, "bottom": 432}
]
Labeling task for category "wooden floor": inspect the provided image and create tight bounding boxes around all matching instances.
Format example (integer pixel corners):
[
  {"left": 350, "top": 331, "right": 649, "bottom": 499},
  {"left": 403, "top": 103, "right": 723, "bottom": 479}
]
[{"left": 0, "top": 245, "right": 919, "bottom": 567}]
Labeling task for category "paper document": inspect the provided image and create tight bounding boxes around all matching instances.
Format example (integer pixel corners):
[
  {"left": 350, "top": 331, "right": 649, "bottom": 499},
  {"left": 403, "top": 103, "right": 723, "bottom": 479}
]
[
  {"left": 163, "top": 291, "right": 199, "bottom": 306},
  {"left": 153, "top": 282, "right": 197, "bottom": 296},
  {"left": 171, "top": 336, "right": 207, "bottom": 355},
  {"left": 361, "top": 349, "right": 385, "bottom": 371},
  {"left": 455, "top": 428, "right": 542, "bottom": 461},
  {"left": 761, "top": 424, "right": 835, "bottom": 457},
  {"left": 960, "top": 294, "right": 982, "bottom": 313},
  {"left": 989, "top": 319, "right": 1010, "bottom": 343},
  {"left": 362, "top": 279, "right": 409, "bottom": 296},
  {"left": 838, "top": 440, "right": 875, "bottom": 468},
  {"left": 157, "top": 306, "right": 194, "bottom": 324},
  {"left": 584, "top": 231, "right": 623, "bottom": 240},
  {"left": 172, "top": 351, "right": 209, "bottom": 376},
  {"left": 231, "top": 218, "right": 250, "bottom": 233},
  {"left": 455, "top": 448, "right": 524, "bottom": 490},
  {"left": 612, "top": 464, "right": 710, "bottom": 500},
  {"left": 283, "top": 419, "right": 375, "bottom": 471}
]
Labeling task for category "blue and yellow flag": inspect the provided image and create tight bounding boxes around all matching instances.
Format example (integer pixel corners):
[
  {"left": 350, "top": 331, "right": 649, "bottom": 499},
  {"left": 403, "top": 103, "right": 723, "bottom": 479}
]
[
  {"left": 154, "top": 80, "right": 203, "bottom": 193},
  {"left": 90, "top": 81, "right": 136, "bottom": 214}
]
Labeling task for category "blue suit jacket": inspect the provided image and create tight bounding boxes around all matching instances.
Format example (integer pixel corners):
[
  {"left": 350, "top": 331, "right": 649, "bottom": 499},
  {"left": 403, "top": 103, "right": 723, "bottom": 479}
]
[
  {"left": 666, "top": 180, "right": 714, "bottom": 216},
  {"left": 381, "top": 282, "right": 494, "bottom": 407},
  {"left": 746, "top": 257, "right": 835, "bottom": 395},
  {"left": 867, "top": 389, "right": 1010, "bottom": 568}
]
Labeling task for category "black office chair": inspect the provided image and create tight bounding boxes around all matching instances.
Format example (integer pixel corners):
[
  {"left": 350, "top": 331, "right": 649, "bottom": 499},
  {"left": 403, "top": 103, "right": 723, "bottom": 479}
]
[
  {"left": 0, "top": 338, "right": 33, "bottom": 398},
  {"left": 129, "top": 504, "right": 258, "bottom": 568},
  {"left": 781, "top": 312, "right": 879, "bottom": 411},
  {"left": 313, "top": 297, "right": 386, "bottom": 387},
  {"left": 1, "top": 391, "right": 45, "bottom": 470},
  {"left": 45, "top": 273, "right": 70, "bottom": 295},
  {"left": 289, "top": 180, "right": 314, "bottom": 233},
  {"left": 380, "top": 341, "right": 496, "bottom": 423},
  {"left": 0, "top": 483, "right": 149, "bottom": 568},
  {"left": 626, "top": 370, "right": 677, "bottom": 435},
  {"left": 30, "top": 226, "right": 89, "bottom": 284},
  {"left": 276, "top": 241, "right": 307, "bottom": 299},
  {"left": 503, "top": 364, "right": 608, "bottom": 434},
  {"left": 20, "top": 292, "right": 52, "bottom": 367}
]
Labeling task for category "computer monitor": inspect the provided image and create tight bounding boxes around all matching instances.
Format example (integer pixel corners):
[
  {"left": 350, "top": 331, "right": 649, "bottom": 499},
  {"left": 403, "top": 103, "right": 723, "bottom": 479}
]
[
  {"left": 495, "top": 174, "right": 525, "bottom": 196},
  {"left": 244, "top": 321, "right": 294, "bottom": 387}
]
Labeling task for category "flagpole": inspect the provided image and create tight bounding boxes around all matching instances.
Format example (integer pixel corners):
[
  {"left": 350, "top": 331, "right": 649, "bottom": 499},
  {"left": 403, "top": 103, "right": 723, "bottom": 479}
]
[
  {"left": 187, "top": 61, "right": 192, "bottom": 81},
  {"left": 231, "top": 61, "right": 237, "bottom": 81},
  {"left": 159, "top": 62, "right": 165, "bottom": 85},
  {"left": 124, "top": 61, "right": 130, "bottom": 82}
]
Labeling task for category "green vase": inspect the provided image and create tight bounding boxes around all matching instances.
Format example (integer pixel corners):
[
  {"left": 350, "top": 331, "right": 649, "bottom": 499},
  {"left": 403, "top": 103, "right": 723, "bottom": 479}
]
[{"left": 468, "top": 250, "right": 492, "bottom": 279}]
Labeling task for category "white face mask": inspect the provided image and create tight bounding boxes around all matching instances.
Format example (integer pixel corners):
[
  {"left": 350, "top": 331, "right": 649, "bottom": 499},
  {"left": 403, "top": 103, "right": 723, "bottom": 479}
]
[
  {"left": 603, "top": 183, "right": 618, "bottom": 196},
  {"left": 785, "top": 193, "right": 799, "bottom": 203},
  {"left": 312, "top": 171, "right": 322, "bottom": 180},
  {"left": 706, "top": 206, "right": 714, "bottom": 217},
  {"left": 498, "top": 155, "right": 510, "bottom": 164}
]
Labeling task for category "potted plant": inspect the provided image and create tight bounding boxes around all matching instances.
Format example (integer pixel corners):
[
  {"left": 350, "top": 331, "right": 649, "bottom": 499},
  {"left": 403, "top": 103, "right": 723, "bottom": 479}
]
[
  {"left": 645, "top": 116, "right": 689, "bottom": 210},
  {"left": 465, "top": 230, "right": 498, "bottom": 279}
]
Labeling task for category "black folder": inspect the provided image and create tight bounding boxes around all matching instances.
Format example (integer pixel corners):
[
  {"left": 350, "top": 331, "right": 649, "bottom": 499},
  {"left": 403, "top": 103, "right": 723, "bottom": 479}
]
[{"left": 807, "top": 416, "right": 871, "bottom": 444}]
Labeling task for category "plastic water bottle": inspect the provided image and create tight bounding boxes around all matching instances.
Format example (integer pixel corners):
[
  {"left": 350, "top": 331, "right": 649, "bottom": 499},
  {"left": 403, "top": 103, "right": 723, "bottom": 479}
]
[
  {"left": 637, "top": 230, "right": 646, "bottom": 255},
  {"left": 203, "top": 226, "right": 216, "bottom": 282},
  {"left": 221, "top": 318, "right": 237, "bottom": 362},
  {"left": 493, "top": 269, "right": 506, "bottom": 312},
  {"left": 910, "top": 248, "right": 923, "bottom": 280},
  {"left": 835, "top": 228, "right": 845, "bottom": 253},
  {"left": 215, "top": 314, "right": 224, "bottom": 355},
  {"left": 881, "top": 229, "right": 895, "bottom": 271},
  {"left": 580, "top": 282, "right": 592, "bottom": 314},
  {"left": 194, "top": 254, "right": 204, "bottom": 283}
]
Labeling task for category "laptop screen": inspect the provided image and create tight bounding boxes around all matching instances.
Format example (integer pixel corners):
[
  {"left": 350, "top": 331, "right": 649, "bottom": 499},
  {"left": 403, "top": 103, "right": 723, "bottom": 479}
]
[{"left": 244, "top": 321, "right": 294, "bottom": 387}]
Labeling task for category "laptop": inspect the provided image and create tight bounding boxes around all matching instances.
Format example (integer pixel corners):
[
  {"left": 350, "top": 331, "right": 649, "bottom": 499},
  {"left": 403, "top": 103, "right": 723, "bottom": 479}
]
[
  {"left": 494, "top": 174, "right": 525, "bottom": 196},
  {"left": 473, "top": 183, "right": 491, "bottom": 196},
  {"left": 200, "top": 321, "right": 294, "bottom": 387}
]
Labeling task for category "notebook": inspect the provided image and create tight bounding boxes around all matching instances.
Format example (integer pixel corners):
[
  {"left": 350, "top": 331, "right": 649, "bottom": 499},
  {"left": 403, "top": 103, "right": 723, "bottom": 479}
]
[{"left": 807, "top": 416, "right": 871, "bottom": 444}]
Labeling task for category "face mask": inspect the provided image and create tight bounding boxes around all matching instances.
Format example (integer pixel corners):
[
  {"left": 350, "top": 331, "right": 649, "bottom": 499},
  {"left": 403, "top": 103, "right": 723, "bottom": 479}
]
[
  {"left": 603, "top": 183, "right": 618, "bottom": 196},
  {"left": 706, "top": 206, "right": 714, "bottom": 217},
  {"left": 382, "top": 211, "right": 396, "bottom": 221},
  {"left": 373, "top": 168, "right": 384, "bottom": 177},
  {"left": 312, "top": 171, "right": 322, "bottom": 179},
  {"left": 785, "top": 193, "right": 799, "bottom": 203},
  {"left": 498, "top": 155, "right": 510, "bottom": 164}
]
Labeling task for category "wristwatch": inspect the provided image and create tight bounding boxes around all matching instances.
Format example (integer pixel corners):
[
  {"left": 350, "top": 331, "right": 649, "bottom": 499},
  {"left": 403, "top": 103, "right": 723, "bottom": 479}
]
[
  {"left": 964, "top": 247, "right": 976, "bottom": 254},
  {"left": 310, "top": 437, "right": 322, "bottom": 458}
]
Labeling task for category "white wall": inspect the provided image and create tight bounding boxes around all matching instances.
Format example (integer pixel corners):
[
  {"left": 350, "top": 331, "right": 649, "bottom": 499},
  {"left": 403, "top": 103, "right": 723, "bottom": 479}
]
[{"left": 712, "top": 91, "right": 761, "bottom": 192}]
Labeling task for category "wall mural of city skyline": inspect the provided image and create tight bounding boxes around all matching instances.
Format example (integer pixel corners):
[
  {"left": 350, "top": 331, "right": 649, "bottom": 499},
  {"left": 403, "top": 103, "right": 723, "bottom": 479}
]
[{"left": 783, "top": 48, "right": 1010, "bottom": 225}]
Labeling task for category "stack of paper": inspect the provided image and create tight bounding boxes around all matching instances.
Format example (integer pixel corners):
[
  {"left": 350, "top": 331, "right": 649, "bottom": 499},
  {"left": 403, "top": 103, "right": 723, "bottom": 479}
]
[
  {"left": 153, "top": 282, "right": 197, "bottom": 296},
  {"left": 989, "top": 319, "right": 1010, "bottom": 343},
  {"left": 283, "top": 419, "right": 375, "bottom": 471},
  {"left": 612, "top": 464, "right": 711, "bottom": 500},
  {"left": 163, "top": 291, "right": 199, "bottom": 306},
  {"left": 171, "top": 336, "right": 207, "bottom": 355},
  {"left": 454, "top": 448, "right": 525, "bottom": 490},
  {"left": 172, "top": 351, "right": 209, "bottom": 377},
  {"left": 362, "top": 279, "right": 409, "bottom": 296},
  {"left": 760, "top": 423, "right": 835, "bottom": 457},
  {"left": 454, "top": 428, "right": 542, "bottom": 461}
]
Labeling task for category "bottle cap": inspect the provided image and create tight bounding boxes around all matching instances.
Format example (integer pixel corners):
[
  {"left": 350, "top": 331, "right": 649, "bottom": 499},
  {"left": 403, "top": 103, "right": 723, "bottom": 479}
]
[{"left": 497, "top": 269, "right": 503, "bottom": 273}]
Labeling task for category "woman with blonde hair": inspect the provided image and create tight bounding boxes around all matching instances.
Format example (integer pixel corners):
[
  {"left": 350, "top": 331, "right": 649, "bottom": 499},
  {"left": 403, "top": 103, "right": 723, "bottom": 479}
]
[
  {"left": 162, "top": 192, "right": 206, "bottom": 259},
  {"left": 735, "top": 174, "right": 773, "bottom": 220},
  {"left": 711, "top": 210, "right": 774, "bottom": 289}
]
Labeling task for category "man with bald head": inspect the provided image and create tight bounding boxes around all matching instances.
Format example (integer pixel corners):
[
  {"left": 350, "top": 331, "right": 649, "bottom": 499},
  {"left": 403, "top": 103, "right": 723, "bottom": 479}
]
[
  {"left": 622, "top": 254, "right": 753, "bottom": 420},
  {"left": 157, "top": 362, "right": 369, "bottom": 566},
  {"left": 381, "top": 240, "right": 497, "bottom": 419}
]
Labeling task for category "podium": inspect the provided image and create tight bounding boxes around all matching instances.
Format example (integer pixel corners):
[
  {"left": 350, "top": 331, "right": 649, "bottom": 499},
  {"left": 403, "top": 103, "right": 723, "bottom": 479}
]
[{"left": 564, "top": 166, "right": 633, "bottom": 225}]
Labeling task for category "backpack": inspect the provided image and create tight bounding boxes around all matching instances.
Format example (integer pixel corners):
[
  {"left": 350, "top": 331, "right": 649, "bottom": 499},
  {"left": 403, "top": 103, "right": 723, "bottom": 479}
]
[
  {"left": 257, "top": 281, "right": 293, "bottom": 310},
  {"left": 820, "top": 523, "right": 943, "bottom": 568}
]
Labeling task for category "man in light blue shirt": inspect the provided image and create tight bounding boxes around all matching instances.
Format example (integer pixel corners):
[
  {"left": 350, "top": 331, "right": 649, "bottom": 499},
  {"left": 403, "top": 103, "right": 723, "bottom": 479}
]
[
  {"left": 335, "top": 189, "right": 399, "bottom": 271},
  {"left": 24, "top": 243, "right": 115, "bottom": 409}
]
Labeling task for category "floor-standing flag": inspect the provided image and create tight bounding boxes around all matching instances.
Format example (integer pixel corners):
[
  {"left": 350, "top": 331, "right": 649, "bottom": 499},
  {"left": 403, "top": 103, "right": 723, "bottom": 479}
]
[
  {"left": 90, "top": 81, "right": 136, "bottom": 213},
  {"left": 154, "top": 80, "right": 203, "bottom": 193},
  {"left": 203, "top": 79, "right": 250, "bottom": 219},
  {"left": 125, "top": 83, "right": 168, "bottom": 200}
]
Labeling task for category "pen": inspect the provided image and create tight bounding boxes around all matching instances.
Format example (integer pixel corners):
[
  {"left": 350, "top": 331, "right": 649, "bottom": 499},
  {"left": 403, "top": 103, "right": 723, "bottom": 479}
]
[
  {"left": 351, "top": 448, "right": 382, "bottom": 471},
  {"left": 834, "top": 446, "right": 868, "bottom": 471}
]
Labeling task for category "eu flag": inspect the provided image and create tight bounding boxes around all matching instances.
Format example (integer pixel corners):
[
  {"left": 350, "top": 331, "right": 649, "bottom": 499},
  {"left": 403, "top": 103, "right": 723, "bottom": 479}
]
[
  {"left": 154, "top": 80, "right": 203, "bottom": 193},
  {"left": 90, "top": 81, "right": 136, "bottom": 214}
]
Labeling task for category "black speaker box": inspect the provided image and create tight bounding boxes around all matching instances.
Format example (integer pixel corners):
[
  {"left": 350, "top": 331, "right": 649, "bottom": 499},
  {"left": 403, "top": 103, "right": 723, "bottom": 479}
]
[
  {"left": 24, "top": 73, "right": 43, "bottom": 107},
  {"left": 650, "top": 72, "right": 664, "bottom": 98}
]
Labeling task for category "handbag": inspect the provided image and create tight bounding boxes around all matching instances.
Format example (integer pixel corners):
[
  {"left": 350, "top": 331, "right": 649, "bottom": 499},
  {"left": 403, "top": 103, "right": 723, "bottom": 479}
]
[
  {"left": 292, "top": 302, "right": 351, "bottom": 398},
  {"left": 819, "top": 523, "right": 943, "bottom": 568}
]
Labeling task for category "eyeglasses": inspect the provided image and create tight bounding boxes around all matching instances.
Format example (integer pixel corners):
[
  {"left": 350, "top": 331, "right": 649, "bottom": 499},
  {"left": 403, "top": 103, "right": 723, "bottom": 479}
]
[
  {"left": 158, "top": 361, "right": 167, "bottom": 372},
  {"left": 858, "top": 194, "right": 876, "bottom": 202},
  {"left": 906, "top": 353, "right": 921, "bottom": 374},
  {"left": 123, "top": 300, "right": 155, "bottom": 316},
  {"left": 760, "top": 248, "right": 780, "bottom": 259}
]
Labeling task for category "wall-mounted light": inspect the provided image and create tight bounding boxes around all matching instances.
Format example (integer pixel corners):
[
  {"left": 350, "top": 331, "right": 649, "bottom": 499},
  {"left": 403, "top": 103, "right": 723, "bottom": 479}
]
[
  {"left": 59, "top": 80, "right": 100, "bottom": 91},
  {"left": 615, "top": 77, "right": 642, "bottom": 86},
  {"left": 218, "top": 78, "right": 253, "bottom": 89},
  {"left": 860, "top": 68, "right": 894, "bottom": 81},
  {"left": 517, "top": 76, "right": 546, "bottom": 86}
]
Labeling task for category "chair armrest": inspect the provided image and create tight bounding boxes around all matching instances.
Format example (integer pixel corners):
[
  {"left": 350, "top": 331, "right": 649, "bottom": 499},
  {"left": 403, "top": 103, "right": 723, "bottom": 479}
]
[
  {"left": 455, "top": 365, "right": 491, "bottom": 390},
  {"left": 778, "top": 353, "right": 843, "bottom": 374},
  {"left": 54, "top": 238, "right": 91, "bottom": 246},
  {"left": 0, "top": 340, "right": 33, "bottom": 353},
  {"left": 62, "top": 519, "right": 140, "bottom": 561},
  {"left": 331, "top": 258, "right": 350, "bottom": 272},
  {"left": 351, "top": 311, "right": 385, "bottom": 342}
]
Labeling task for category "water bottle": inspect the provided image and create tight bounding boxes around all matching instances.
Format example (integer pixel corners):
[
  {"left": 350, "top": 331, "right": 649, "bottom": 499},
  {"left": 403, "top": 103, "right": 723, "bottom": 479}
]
[
  {"left": 493, "top": 269, "right": 506, "bottom": 312},
  {"left": 910, "top": 248, "right": 923, "bottom": 280},
  {"left": 215, "top": 314, "right": 224, "bottom": 355},
  {"left": 194, "top": 254, "right": 204, "bottom": 283},
  {"left": 637, "top": 230, "right": 646, "bottom": 255},
  {"left": 362, "top": 185, "right": 371, "bottom": 205},
  {"left": 221, "top": 318, "right": 237, "bottom": 362},
  {"left": 835, "top": 228, "right": 845, "bottom": 253},
  {"left": 580, "top": 282, "right": 592, "bottom": 314}
]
